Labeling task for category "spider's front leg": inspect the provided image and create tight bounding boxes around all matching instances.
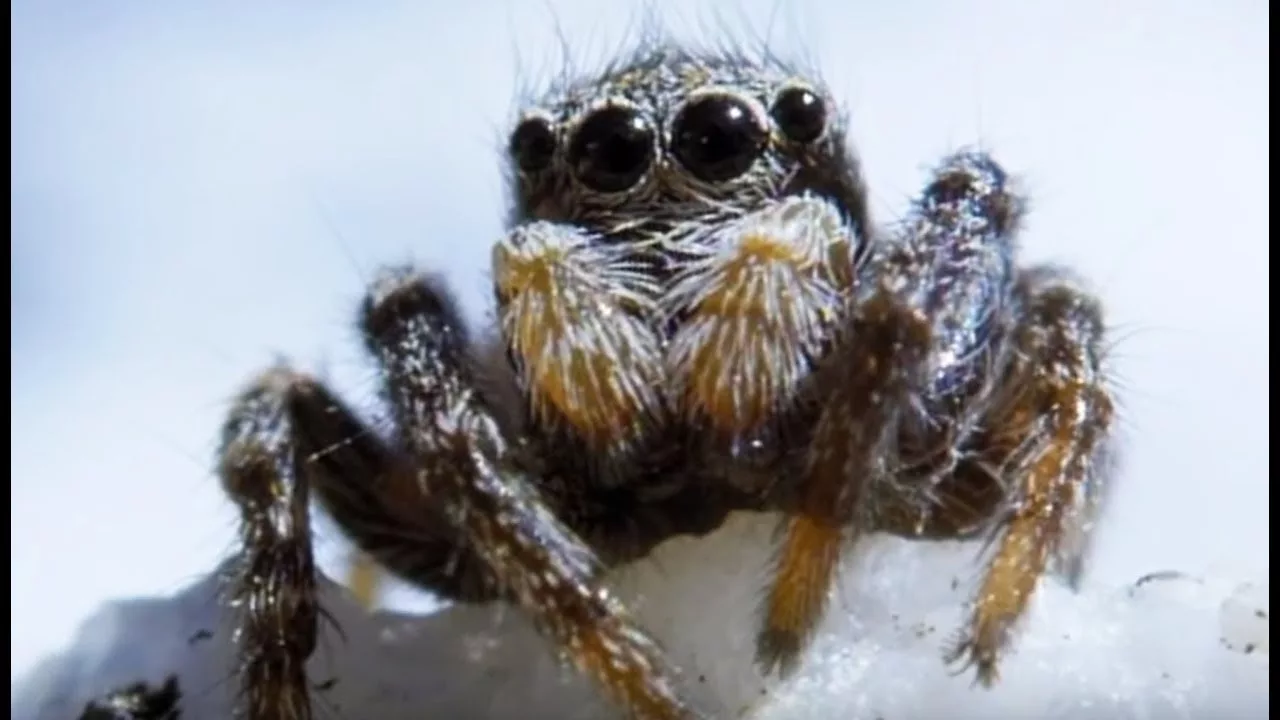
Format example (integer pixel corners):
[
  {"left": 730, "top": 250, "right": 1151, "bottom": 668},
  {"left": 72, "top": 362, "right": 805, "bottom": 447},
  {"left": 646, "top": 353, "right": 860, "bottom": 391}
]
[
  {"left": 755, "top": 151, "right": 1026, "bottom": 675},
  {"left": 660, "top": 193, "right": 875, "bottom": 671},
  {"left": 945, "top": 266, "right": 1115, "bottom": 684},
  {"left": 218, "top": 336, "right": 502, "bottom": 717},
  {"left": 219, "top": 265, "right": 698, "bottom": 720},
  {"left": 361, "top": 266, "right": 696, "bottom": 720},
  {"left": 219, "top": 369, "right": 349, "bottom": 720}
]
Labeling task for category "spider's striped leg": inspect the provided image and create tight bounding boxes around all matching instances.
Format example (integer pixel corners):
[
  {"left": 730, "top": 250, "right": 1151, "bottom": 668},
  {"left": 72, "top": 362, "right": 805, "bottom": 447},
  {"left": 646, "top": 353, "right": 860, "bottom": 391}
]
[
  {"left": 218, "top": 369, "right": 337, "bottom": 720},
  {"left": 362, "top": 267, "right": 700, "bottom": 720},
  {"left": 220, "top": 360, "right": 502, "bottom": 720},
  {"left": 945, "top": 266, "right": 1115, "bottom": 684},
  {"left": 657, "top": 194, "right": 869, "bottom": 674},
  {"left": 756, "top": 151, "right": 1026, "bottom": 675},
  {"left": 216, "top": 280, "right": 499, "bottom": 720}
]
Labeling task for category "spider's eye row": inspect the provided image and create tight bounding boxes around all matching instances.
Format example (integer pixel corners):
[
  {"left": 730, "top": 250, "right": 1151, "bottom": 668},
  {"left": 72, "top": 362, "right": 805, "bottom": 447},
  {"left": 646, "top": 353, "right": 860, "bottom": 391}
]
[
  {"left": 568, "top": 105, "right": 655, "bottom": 193},
  {"left": 671, "top": 92, "right": 768, "bottom": 183},
  {"left": 509, "top": 116, "right": 558, "bottom": 174},
  {"left": 771, "top": 85, "right": 827, "bottom": 144}
]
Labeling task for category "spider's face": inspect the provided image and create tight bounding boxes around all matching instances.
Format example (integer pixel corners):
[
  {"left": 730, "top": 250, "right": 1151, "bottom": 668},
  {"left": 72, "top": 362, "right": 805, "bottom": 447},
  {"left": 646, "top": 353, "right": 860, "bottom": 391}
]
[
  {"left": 489, "top": 47, "right": 876, "bottom": 465},
  {"left": 505, "top": 47, "right": 869, "bottom": 245}
]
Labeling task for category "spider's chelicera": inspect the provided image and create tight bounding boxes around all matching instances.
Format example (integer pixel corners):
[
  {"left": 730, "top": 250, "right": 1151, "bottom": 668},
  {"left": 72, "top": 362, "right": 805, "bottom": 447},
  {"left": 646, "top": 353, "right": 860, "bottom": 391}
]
[{"left": 204, "top": 41, "right": 1115, "bottom": 720}]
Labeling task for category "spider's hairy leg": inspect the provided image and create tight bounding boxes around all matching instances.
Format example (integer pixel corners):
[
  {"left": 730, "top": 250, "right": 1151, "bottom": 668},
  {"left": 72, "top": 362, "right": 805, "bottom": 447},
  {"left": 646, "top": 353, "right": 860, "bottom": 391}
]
[
  {"left": 665, "top": 195, "right": 858, "bottom": 439},
  {"left": 362, "top": 267, "right": 702, "bottom": 720},
  {"left": 493, "top": 221, "right": 666, "bottom": 461},
  {"left": 946, "top": 266, "right": 1115, "bottom": 685},
  {"left": 220, "top": 361, "right": 496, "bottom": 720},
  {"left": 227, "top": 362, "right": 501, "bottom": 607},
  {"left": 218, "top": 370, "right": 327, "bottom": 720},
  {"left": 754, "top": 288, "right": 931, "bottom": 674},
  {"left": 270, "top": 357, "right": 500, "bottom": 604},
  {"left": 757, "top": 151, "right": 1025, "bottom": 676}
]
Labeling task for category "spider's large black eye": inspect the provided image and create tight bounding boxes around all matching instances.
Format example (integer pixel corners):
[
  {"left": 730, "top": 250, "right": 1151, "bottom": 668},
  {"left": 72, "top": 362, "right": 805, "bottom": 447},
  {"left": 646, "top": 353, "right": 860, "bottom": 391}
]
[
  {"left": 567, "top": 105, "right": 654, "bottom": 193},
  {"left": 771, "top": 86, "right": 827, "bottom": 144},
  {"left": 509, "top": 116, "right": 557, "bottom": 174},
  {"left": 670, "top": 93, "right": 767, "bottom": 183}
]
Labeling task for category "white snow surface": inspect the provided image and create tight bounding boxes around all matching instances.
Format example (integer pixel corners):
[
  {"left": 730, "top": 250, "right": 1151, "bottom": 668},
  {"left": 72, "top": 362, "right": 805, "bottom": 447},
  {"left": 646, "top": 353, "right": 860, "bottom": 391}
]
[{"left": 14, "top": 512, "right": 1269, "bottom": 720}]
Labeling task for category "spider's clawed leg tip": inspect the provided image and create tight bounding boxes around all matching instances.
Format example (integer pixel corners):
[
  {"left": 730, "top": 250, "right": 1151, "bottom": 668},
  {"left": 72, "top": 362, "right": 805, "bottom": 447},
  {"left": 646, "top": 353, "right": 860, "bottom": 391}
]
[
  {"left": 360, "top": 267, "right": 457, "bottom": 340},
  {"left": 925, "top": 151, "right": 1022, "bottom": 236},
  {"left": 251, "top": 365, "right": 309, "bottom": 396},
  {"left": 225, "top": 367, "right": 325, "bottom": 430},
  {"left": 753, "top": 629, "right": 803, "bottom": 678}
]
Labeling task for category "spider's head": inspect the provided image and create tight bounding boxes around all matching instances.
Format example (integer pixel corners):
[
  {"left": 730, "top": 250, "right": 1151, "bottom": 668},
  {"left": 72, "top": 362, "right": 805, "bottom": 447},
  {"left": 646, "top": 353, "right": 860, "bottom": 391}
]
[
  {"left": 490, "top": 44, "right": 873, "bottom": 461},
  {"left": 504, "top": 44, "right": 870, "bottom": 246}
]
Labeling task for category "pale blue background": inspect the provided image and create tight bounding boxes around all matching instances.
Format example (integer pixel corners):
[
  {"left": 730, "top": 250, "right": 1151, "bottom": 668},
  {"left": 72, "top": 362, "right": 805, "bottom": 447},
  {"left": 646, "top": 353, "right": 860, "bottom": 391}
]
[{"left": 11, "top": 0, "right": 1268, "bottom": 684}]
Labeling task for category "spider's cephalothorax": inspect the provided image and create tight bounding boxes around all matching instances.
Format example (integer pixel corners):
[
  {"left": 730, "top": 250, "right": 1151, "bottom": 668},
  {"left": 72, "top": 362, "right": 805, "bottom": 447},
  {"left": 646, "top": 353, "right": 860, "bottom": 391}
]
[{"left": 211, "top": 39, "right": 1115, "bottom": 720}]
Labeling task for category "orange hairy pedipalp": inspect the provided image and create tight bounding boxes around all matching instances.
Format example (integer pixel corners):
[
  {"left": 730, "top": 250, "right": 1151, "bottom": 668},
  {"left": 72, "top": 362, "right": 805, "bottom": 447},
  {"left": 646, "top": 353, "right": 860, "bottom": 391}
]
[
  {"left": 671, "top": 209, "right": 855, "bottom": 436},
  {"left": 495, "top": 240, "right": 663, "bottom": 450}
]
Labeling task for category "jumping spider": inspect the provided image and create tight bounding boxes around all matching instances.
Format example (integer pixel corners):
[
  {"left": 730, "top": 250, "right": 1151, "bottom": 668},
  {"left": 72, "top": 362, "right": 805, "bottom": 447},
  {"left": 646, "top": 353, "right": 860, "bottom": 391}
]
[{"left": 217, "top": 40, "right": 1115, "bottom": 720}]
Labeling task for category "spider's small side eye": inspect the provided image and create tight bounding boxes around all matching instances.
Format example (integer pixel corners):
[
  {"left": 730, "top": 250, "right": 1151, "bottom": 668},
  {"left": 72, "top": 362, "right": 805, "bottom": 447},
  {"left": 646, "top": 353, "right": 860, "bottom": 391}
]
[
  {"left": 568, "top": 105, "right": 655, "bottom": 193},
  {"left": 671, "top": 92, "right": 768, "bottom": 183},
  {"left": 771, "top": 85, "right": 827, "bottom": 144},
  {"left": 510, "top": 116, "right": 557, "bottom": 174}
]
